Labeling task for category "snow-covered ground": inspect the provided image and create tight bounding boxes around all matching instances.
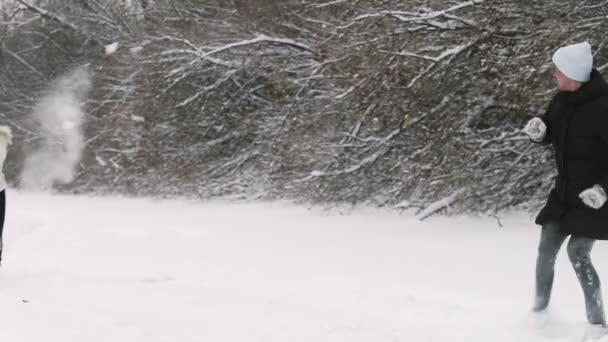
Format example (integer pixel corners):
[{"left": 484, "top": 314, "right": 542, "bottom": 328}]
[{"left": 0, "top": 192, "right": 605, "bottom": 341}]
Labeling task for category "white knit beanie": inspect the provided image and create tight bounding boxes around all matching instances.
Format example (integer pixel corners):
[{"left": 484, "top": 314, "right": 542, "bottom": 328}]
[{"left": 552, "top": 42, "right": 593, "bottom": 82}]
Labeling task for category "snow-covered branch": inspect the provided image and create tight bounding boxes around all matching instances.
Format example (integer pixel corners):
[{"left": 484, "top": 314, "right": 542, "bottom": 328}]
[
  {"left": 198, "top": 35, "right": 316, "bottom": 60},
  {"left": 417, "top": 189, "right": 464, "bottom": 220},
  {"left": 349, "top": 0, "right": 486, "bottom": 24}
]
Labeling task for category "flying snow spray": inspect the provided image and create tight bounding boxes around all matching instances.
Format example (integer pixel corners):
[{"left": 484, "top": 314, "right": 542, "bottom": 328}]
[{"left": 20, "top": 67, "right": 92, "bottom": 190}]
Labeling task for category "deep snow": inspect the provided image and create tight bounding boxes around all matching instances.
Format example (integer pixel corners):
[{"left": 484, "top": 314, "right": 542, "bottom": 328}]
[{"left": 0, "top": 192, "right": 605, "bottom": 341}]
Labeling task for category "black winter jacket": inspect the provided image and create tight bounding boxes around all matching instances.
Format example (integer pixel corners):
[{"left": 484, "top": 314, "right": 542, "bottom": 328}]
[{"left": 535, "top": 69, "right": 608, "bottom": 239}]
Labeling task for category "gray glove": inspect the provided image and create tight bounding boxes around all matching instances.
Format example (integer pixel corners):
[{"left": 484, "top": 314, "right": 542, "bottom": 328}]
[
  {"left": 579, "top": 185, "right": 607, "bottom": 209},
  {"left": 524, "top": 118, "right": 546, "bottom": 142}
]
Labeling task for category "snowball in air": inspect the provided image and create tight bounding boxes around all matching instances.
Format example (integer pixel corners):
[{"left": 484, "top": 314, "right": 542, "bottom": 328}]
[{"left": 105, "top": 42, "right": 119, "bottom": 55}]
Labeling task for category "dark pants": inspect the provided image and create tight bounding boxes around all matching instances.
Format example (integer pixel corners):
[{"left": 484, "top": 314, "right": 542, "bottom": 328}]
[
  {"left": 0, "top": 190, "right": 5, "bottom": 262},
  {"left": 535, "top": 222, "right": 605, "bottom": 325}
]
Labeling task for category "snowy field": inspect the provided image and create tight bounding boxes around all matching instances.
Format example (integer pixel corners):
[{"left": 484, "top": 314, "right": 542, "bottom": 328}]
[{"left": 0, "top": 192, "right": 606, "bottom": 341}]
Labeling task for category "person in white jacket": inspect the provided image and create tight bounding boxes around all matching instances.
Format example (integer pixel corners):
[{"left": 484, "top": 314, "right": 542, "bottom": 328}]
[{"left": 0, "top": 126, "right": 13, "bottom": 265}]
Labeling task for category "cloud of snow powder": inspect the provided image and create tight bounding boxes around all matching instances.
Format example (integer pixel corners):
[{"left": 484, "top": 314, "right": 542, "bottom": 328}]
[{"left": 21, "top": 67, "right": 92, "bottom": 190}]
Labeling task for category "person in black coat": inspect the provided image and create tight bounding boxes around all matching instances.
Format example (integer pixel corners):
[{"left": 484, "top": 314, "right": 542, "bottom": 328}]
[{"left": 525, "top": 42, "right": 608, "bottom": 340}]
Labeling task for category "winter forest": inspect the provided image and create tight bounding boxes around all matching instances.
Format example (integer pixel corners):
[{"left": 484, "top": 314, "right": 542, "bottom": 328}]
[
  {"left": 0, "top": 0, "right": 603, "bottom": 215},
  {"left": 5, "top": 1, "right": 608, "bottom": 341}
]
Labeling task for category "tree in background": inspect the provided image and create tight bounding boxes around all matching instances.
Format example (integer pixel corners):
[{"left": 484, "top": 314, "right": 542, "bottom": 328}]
[{"left": 0, "top": 0, "right": 606, "bottom": 217}]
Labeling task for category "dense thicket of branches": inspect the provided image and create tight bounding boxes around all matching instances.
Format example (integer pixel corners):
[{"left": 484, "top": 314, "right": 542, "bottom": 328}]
[{"left": 1, "top": 0, "right": 607, "bottom": 215}]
